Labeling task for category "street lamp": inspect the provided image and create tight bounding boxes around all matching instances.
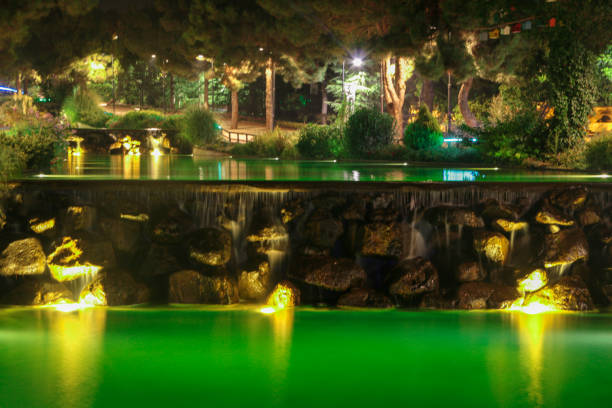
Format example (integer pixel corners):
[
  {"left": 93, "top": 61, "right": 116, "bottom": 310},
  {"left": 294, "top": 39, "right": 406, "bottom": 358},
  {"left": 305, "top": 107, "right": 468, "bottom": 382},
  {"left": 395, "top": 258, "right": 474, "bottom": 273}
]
[{"left": 342, "top": 57, "right": 365, "bottom": 101}]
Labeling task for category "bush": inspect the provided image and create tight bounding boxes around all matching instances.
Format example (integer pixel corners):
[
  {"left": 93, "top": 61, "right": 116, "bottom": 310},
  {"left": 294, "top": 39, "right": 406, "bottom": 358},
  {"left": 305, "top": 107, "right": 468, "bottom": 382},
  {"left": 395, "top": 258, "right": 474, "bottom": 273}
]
[
  {"left": 0, "top": 144, "right": 25, "bottom": 185},
  {"left": 62, "top": 86, "right": 109, "bottom": 128},
  {"left": 179, "top": 107, "right": 219, "bottom": 146},
  {"left": 344, "top": 108, "right": 394, "bottom": 158},
  {"left": 296, "top": 124, "right": 343, "bottom": 159},
  {"left": 106, "top": 110, "right": 167, "bottom": 129},
  {"left": 404, "top": 105, "right": 444, "bottom": 150},
  {"left": 585, "top": 133, "right": 612, "bottom": 170},
  {"left": 230, "top": 129, "right": 296, "bottom": 158}
]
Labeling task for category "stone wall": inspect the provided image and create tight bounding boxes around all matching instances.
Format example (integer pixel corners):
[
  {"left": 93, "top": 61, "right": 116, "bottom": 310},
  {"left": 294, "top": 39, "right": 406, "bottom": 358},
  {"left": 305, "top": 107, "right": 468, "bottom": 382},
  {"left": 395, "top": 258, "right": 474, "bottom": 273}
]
[{"left": 1, "top": 181, "right": 611, "bottom": 311}]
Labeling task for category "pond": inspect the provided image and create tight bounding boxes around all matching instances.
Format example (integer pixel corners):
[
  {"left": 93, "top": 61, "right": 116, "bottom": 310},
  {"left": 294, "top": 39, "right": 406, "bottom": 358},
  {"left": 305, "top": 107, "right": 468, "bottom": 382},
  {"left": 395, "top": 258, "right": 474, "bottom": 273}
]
[
  {"left": 0, "top": 307, "right": 611, "bottom": 408},
  {"left": 27, "top": 154, "right": 612, "bottom": 183}
]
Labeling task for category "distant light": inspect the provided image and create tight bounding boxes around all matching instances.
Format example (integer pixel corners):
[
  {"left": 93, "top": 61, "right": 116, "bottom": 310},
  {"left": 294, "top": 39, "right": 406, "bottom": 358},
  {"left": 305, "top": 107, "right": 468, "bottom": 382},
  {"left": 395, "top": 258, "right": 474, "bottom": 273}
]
[
  {"left": 151, "top": 54, "right": 156, "bottom": 59},
  {"left": 403, "top": 162, "right": 408, "bottom": 166},
  {"left": 274, "top": 157, "right": 279, "bottom": 160},
  {"left": 444, "top": 138, "right": 462, "bottom": 143},
  {"left": 112, "top": 34, "right": 118, "bottom": 40},
  {"left": 196, "top": 54, "right": 205, "bottom": 61},
  {"left": 352, "top": 57, "right": 364, "bottom": 67},
  {"left": 599, "top": 174, "right": 610, "bottom": 178},
  {"left": 0, "top": 86, "right": 17, "bottom": 93},
  {"left": 259, "top": 47, "right": 264, "bottom": 52}
]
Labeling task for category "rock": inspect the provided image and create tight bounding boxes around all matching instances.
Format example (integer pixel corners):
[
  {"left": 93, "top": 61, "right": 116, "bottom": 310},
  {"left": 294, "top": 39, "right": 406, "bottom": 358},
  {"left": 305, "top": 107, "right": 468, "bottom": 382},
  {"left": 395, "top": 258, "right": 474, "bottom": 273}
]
[
  {"left": 2, "top": 279, "right": 72, "bottom": 305},
  {"left": 0, "top": 238, "right": 46, "bottom": 276},
  {"left": 456, "top": 261, "right": 486, "bottom": 282},
  {"left": 543, "top": 228, "right": 588, "bottom": 268},
  {"left": 578, "top": 209, "right": 601, "bottom": 226},
  {"left": 535, "top": 206, "right": 574, "bottom": 226},
  {"left": 29, "top": 217, "right": 57, "bottom": 236},
  {"left": 187, "top": 228, "right": 232, "bottom": 267},
  {"left": 311, "top": 194, "right": 346, "bottom": 211},
  {"left": 493, "top": 219, "right": 528, "bottom": 233},
  {"left": 603, "top": 284, "right": 612, "bottom": 303},
  {"left": 291, "top": 256, "right": 366, "bottom": 291},
  {"left": 341, "top": 198, "right": 366, "bottom": 221},
  {"left": 420, "top": 292, "right": 457, "bottom": 309},
  {"left": 168, "top": 270, "right": 239, "bottom": 304},
  {"left": 63, "top": 206, "right": 97, "bottom": 233},
  {"left": 266, "top": 280, "right": 301, "bottom": 307},
  {"left": 337, "top": 288, "right": 393, "bottom": 308},
  {"left": 473, "top": 230, "right": 510, "bottom": 264},
  {"left": 303, "top": 209, "right": 344, "bottom": 248},
  {"left": 516, "top": 269, "right": 548, "bottom": 293},
  {"left": 550, "top": 187, "right": 588, "bottom": 210},
  {"left": 368, "top": 207, "right": 399, "bottom": 223},
  {"left": 238, "top": 259, "right": 271, "bottom": 301},
  {"left": 458, "top": 282, "right": 519, "bottom": 309},
  {"left": 427, "top": 206, "right": 484, "bottom": 228},
  {"left": 480, "top": 201, "right": 520, "bottom": 224},
  {"left": 100, "top": 217, "right": 142, "bottom": 253},
  {"left": 0, "top": 205, "right": 6, "bottom": 231},
  {"left": 525, "top": 275, "right": 594, "bottom": 311},
  {"left": 388, "top": 257, "right": 439, "bottom": 297},
  {"left": 80, "top": 271, "right": 150, "bottom": 306},
  {"left": 141, "top": 244, "right": 183, "bottom": 276},
  {"left": 280, "top": 199, "right": 305, "bottom": 224},
  {"left": 361, "top": 222, "right": 402, "bottom": 258},
  {"left": 47, "top": 236, "right": 116, "bottom": 282},
  {"left": 152, "top": 207, "right": 194, "bottom": 244},
  {"left": 247, "top": 211, "right": 287, "bottom": 243}
]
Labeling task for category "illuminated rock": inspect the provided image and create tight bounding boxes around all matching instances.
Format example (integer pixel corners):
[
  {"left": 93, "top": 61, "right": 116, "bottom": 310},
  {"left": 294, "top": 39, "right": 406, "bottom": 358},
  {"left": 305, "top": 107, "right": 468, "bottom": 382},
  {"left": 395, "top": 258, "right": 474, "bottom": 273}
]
[
  {"left": 0, "top": 238, "right": 46, "bottom": 276},
  {"left": 168, "top": 270, "right": 239, "bottom": 304},
  {"left": 524, "top": 275, "right": 594, "bottom": 311},
  {"left": 550, "top": 187, "right": 588, "bottom": 210},
  {"left": 238, "top": 259, "right": 271, "bottom": 301},
  {"left": 63, "top": 206, "right": 97, "bottom": 233},
  {"left": 578, "top": 208, "right": 601, "bottom": 226},
  {"left": 29, "top": 217, "right": 56, "bottom": 235},
  {"left": 535, "top": 206, "right": 574, "bottom": 226},
  {"left": 188, "top": 228, "right": 232, "bottom": 267},
  {"left": 517, "top": 269, "right": 548, "bottom": 293},
  {"left": 47, "top": 236, "right": 115, "bottom": 282},
  {"left": 458, "top": 282, "right": 519, "bottom": 309},
  {"left": 480, "top": 200, "right": 521, "bottom": 225},
  {"left": 388, "top": 257, "right": 439, "bottom": 297},
  {"left": 303, "top": 209, "right": 344, "bottom": 248},
  {"left": 456, "top": 261, "right": 486, "bottom": 282},
  {"left": 493, "top": 219, "right": 529, "bottom": 233},
  {"left": 1, "top": 279, "right": 72, "bottom": 305},
  {"left": 291, "top": 255, "right": 366, "bottom": 292},
  {"left": 473, "top": 230, "right": 510, "bottom": 264},
  {"left": 267, "top": 280, "right": 300, "bottom": 308},
  {"left": 544, "top": 228, "right": 588, "bottom": 268},
  {"left": 280, "top": 198, "right": 305, "bottom": 224},
  {"left": 79, "top": 271, "right": 150, "bottom": 306},
  {"left": 361, "top": 222, "right": 402, "bottom": 258},
  {"left": 247, "top": 212, "right": 287, "bottom": 242},
  {"left": 337, "top": 288, "right": 393, "bottom": 308},
  {"left": 426, "top": 206, "right": 484, "bottom": 228}
]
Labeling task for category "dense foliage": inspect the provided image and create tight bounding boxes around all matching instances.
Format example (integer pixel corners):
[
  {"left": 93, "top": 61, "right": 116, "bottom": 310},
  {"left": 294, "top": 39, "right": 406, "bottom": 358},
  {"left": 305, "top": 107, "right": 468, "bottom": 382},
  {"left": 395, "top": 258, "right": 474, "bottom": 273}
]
[
  {"left": 404, "top": 105, "right": 444, "bottom": 150},
  {"left": 179, "top": 107, "right": 220, "bottom": 146},
  {"left": 230, "top": 130, "right": 298, "bottom": 159},
  {"left": 106, "top": 110, "right": 177, "bottom": 130},
  {"left": 344, "top": 108, "right": 394, "bottom": 158},
  {"left": 62, "top": 86, "right": 109, "bottom": 127},
  {"left": 585, "top": 134, "right": 612, "bottom": 170},
  {"left": 296, "top": 124, "right": 342, "bottom": 159}
]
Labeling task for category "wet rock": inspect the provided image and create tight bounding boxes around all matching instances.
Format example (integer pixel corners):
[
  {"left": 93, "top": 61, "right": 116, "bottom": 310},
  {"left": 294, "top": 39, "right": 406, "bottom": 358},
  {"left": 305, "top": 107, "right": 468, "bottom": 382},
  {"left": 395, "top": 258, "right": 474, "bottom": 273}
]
[
  {"left": 341, "top": 198, "right": 366, "bottom": 221},
  {"left": 337, "top": 288, "right": 393, "bottom": 308},
  {"left": 473, "top": 230, "right": 510, "bottom": 264},
  {"left": 187, "top": 228, "right": 232, "bottom": 267},
  {"left": 141, "top": 244, "right": 183, "bottom": 276},
  {"left": 388, "top": 257, "right": 439, "bottom": 297},
  {"left": 100, "top": 217, "right": 142, "bottom": 253},
  {"left": 458, "top": 282, "right": 519, "bottom": 309},
  {"left": 152, "top": 207, "right": 194, "bottom": 244},
  {"left": 2, "top": 279, "right": 72, "bottom": 305},
  {"left": 247, "top": 211, "right": 287, "bottom": 242},
  {"left": 0, "top": 238, "right": 46, "bottom": 276},
  {"left": 238, "top": 259, "right": 271, "bottom": 301},
  {"left": 480, "top": 201, "right": 520, "bottom": 224},
  {"left": 368, "top": 207, "right": 399, "bottom": 223},
  {"left": 543, "top": 228, "right": 588, "bottom": 268},
  {"left": 303, "top": 209, "right": 343, "bottom": 248},
  {"left": 47, "top": 235, "right": 116, "bottom": 282},
  {"left": 420, "top": 292, "right": 457, "bottom": 309},
  {"left": 525, "top": 275, "right": 594, "bottom": 311},
  {"left": 372, "top": 193, "right": 394, "bottom": 210},
  {"left": 168, "top": 270, "right": 239, "bottom": 304},
  {"left": 535, "top": 206, "right": 574, "bottom": 226},
  {"left": 311, "top": 194, "right": 346, "bottom": 211},
  {"left": 578, "top": 209, "right": 601, "bottom": 226},
  {"left": 550, "top": 187, "right": 588, "bottom": 210},
  {"left": 493, "top": 219, "right": 528, "bottom": 233},
  {"left": 361, "top": 222, "right": 402, "bottom": 258},
  {"left": 0, "top": 205, "right": 6, "bottom": 231},
  {"left": 280, "top": 198, "right": 305, "bottom": 224},
  {"left": 456, "top": 261, "right": 486, "bottom": 282},
  {"left": 80, "top": 271, "right": 150, "bottom": 306},
  {"left": 427, "top": 206, "right": 484, "bottom": 228},
  {"left": 267, "top": 280, "right": 301, "bottom": 307},
  {"left": 29, "top": 217, "right": 57, "bottom": 236},
  {"left": 63, "top": 206, "right": 97, "bottom": 233},
  {"left": 291, "top": 256, "right": 366, "bottom": 291}
]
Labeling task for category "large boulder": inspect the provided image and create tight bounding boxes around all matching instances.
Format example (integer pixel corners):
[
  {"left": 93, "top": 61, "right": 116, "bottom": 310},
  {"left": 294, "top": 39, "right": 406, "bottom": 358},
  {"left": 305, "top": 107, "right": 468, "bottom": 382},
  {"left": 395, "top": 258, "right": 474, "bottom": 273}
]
[
  {"left": 47, "top": 235, "right": 116, "bottom": 282},
  {"left": 152, "top": 207, "right": 194, "bottom": 244},
  {"left": 79, "top": 271, "right": 150, "bottom": 306},
  {"left": 427, "top": 206, "right": 484, "bottom": 228},
  {"left": 100, "top": 217, "right": 143, "bottom": 253},
  {"left": 62, "top": 205, "right": 97, "bottom": 233},
  {"left": 480, "top": 201, "right": 521, "bottom": 225},
  {"left": 291, "top": 256, "right": 366, "bottom": 291},
  {"left": 303, "top": 209, "right": 344, "bottom": 248},
  {"left": 535, "top": 206, "right": 574, "bottom": 226},
  {"left": 456, "top": 261, "right": 486, "bottom": 282},
  {"left": 187, "top": 228, "right": 232, "bottom": 267},
  {"left": 543, "top": 228, "right": 588, "bottom": 268},
  {"left": 525, "top": 275, "right": 594, "bottom": 311},
  {"left": 577, "top": 209, "right": 601, "bottom": 227},
  {"left": 458, "top": 282, "right": 518, "bottom": 309},
  {"left": 0, "top": 238, "right": 46, "bottom": 276},
  {"left": 492, "top": 219, "right": 528, "bottom": 233},
  {"left": 280, "top": 199, "right": 305, "bottom": 224},
  {"left": 549, "top": 187, "right": 588, "bottom": 210},
  {"left": 387, "top": 257, "right": 439, "bottom": 297},
  {"left": 2, "top": 279, "right": 72, "bottom": 305},
  {"left": 238, "top": 259, "right": 271, "bottom": 301},
  {"left": 141, "top": 244, "right": 183, "bottom": 276},
  {"left": 29, "top": 217, "right": 57, "bottom": 237},
  {"left": 473, "top": 230, "right": 510, "bottom": 264},
  {"left": 361, "top": 222, "right": 402, "bottom": 258},
  {"left": 168, "top": 270, "right": 239, "bottom": 304},
  {"left": 337, "top": 288, "right": 393, "bottom": 308}
]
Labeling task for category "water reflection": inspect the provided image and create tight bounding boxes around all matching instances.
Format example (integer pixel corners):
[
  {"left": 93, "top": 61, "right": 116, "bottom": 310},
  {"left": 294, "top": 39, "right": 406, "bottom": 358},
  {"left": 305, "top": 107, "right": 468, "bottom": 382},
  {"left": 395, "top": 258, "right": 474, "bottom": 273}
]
[
  {"left": 268, "top": 309, "right": 294, "bottom": 397},
  {"left": 66, "top": 153, "right": 84, "bottom": 177},
  {"left": 110, "top": 154, "right": 141, "bottom": 179}
]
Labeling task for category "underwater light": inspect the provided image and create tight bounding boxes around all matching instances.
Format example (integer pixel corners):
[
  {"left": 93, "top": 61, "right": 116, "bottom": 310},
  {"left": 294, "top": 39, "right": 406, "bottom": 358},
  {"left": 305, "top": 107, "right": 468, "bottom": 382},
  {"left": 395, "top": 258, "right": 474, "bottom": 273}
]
[
  {"left": 43, "top": 300, "right": 93, "bottom": 313},
  {"left": 260, "top": 307, "right": 276, "bottom": 314},
  {"left": 507, "top": 300, "right": 558, "bottom": 315},
  {"left": 443, "top": 138, "right": 462, "bottom": 143}
]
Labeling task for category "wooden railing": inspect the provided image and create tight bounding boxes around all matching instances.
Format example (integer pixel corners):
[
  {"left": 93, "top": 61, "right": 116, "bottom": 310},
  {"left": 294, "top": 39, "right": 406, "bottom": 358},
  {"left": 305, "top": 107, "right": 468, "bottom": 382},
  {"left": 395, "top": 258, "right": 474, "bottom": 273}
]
[{"left": 222, "top": 129, "right": 255, "bottom": 144}]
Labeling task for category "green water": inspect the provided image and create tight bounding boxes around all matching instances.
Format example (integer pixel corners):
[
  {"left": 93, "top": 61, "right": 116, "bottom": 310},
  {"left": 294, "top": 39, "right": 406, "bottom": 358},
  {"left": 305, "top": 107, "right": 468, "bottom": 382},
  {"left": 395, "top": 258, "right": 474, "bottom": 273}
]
[
  {"left": 29, "top": 154, "right": 612, "bottom": 182},
  {"left": 1, "top": 307, "right": 611, "bottom": 408}
]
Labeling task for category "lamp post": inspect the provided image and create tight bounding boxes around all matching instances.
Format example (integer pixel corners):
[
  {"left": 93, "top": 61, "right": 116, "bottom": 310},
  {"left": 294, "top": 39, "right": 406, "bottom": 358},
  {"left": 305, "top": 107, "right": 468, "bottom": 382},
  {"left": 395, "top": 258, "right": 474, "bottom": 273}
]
[{"left": 341, "top": 57, "right": 364, "bottom": 103}]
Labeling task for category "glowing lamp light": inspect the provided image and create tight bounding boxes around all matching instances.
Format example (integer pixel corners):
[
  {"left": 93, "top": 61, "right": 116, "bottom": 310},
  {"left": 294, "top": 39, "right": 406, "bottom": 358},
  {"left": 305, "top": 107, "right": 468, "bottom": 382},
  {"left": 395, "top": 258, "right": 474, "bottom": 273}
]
[
  {"left": 196, "top": 54, "right": 205, "bottom": 61},
  {"left": 151, "top": 54, "right": 157, "bottom": 59},
  {"left": 259, "top": 307, "right": 276, "bottom": 314},
  {"left": 43, "top": 299, "right": 93, "bottom": 313},
  {"left": 352, "top": 57, "right": 364, "bottom": 67},
  {"left": 265, "top": 281, "right": 299, "bottom": 312},
  {"left": 507, "top": 300, "right": 558, "bottom": 315}
]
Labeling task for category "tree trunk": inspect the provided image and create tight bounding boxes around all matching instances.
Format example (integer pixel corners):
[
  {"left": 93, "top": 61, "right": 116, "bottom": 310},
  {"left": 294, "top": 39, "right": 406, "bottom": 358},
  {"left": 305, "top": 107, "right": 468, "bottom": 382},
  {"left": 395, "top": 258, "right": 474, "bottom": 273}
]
[
  {"left": 231, "top": 89, "right": 239, "bottom": 129},
  {"left": 169, "top": 73, "right": 175, "bottom": 112},
  {"left": 16, "top": 73, "right": 22, "bottom": 95},
  {"left": 203, "top": 78, "right": 209, "bottom": 110},
  {"left": 458, "top": 77, "right": 481, "bottom": 128},
  {"left": 421, "top": 78, "right": 434, "bottom": 111},
  {"left": 382, "top": 54, "right": 412, "bottom": 142},
  {"left": 265, "top": 58, "right": 275, "bottom": 131},
  {"left": 321, "top": 80, "right": 328, "bottom": 124},
  {"left": 446, "top": 71, "right": 452, "bottom": 136}
]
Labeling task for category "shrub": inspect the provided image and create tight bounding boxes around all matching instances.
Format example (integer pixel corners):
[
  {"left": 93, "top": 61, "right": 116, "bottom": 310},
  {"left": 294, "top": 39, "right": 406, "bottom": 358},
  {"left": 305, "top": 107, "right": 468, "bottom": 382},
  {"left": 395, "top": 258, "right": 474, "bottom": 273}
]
[
  {"left": 106, "top": 110, "right": 166, "bottom": 129},
  {"left": 585, "top": 133, "right": 612, "bottom": 170},
  {"left": 344, "top": 108, "right": 394, "bottom": 158},
  {"left": 296, "top": 124, "right": 343, "bottom": 159},
  {"left": 62, "top": 86, "right": 108, "bottom": 128},
  {"left": 0, "top": 144, "right": 25, "bottom": 185},
  {"left": 404, "top": 105, "right": 444, "bottom": 150},
  {"left": 179, "top": 107, "right": 219, "bottom": 146},
  {"left": 230, "top": 129, "right": 296, "bottom": 158}
]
